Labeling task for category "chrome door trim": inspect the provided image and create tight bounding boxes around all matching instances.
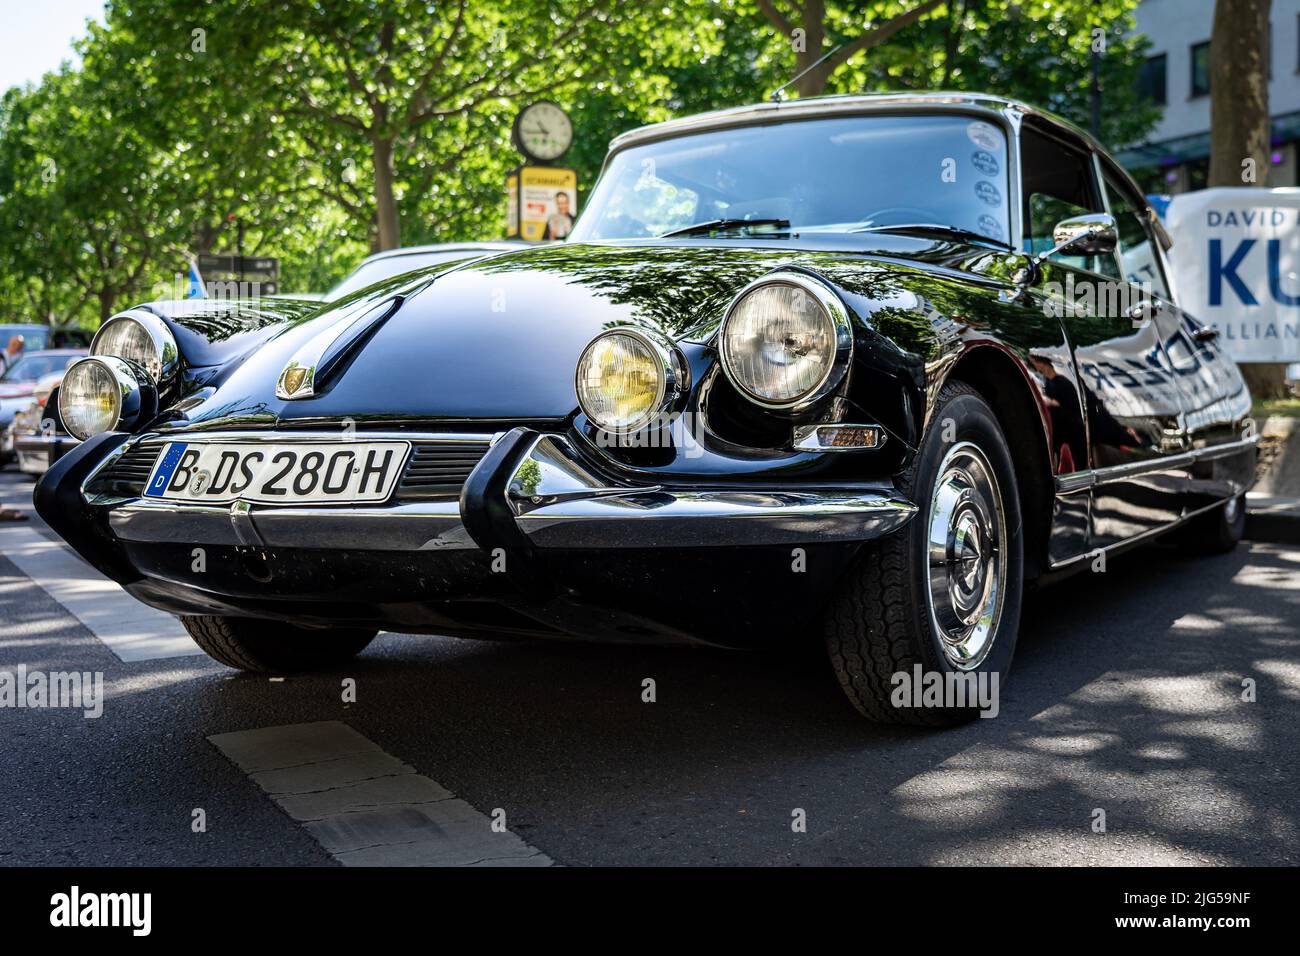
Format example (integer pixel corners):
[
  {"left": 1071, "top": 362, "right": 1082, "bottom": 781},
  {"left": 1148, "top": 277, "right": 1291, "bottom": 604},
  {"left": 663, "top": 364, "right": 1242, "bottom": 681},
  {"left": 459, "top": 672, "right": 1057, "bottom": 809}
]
[
  {"left": 1046, "top": 492, "right": 1241, "bottom": 572},
  {"left": 1053, "top": 434, "right": 1257, "bottom": 494}
]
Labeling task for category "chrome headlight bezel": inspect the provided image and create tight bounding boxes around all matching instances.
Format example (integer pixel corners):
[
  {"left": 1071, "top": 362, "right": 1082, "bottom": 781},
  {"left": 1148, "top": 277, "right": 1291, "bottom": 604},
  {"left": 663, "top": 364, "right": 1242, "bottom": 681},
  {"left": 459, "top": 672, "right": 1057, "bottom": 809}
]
[
  {"left": 717, "top": 272, "right": 854, "bottom": 411},
  {"left": 90, "top": 310, "right": 180, "bottom": 383},
  {"left": 574, "top": 326, "right": 688, "bottom": 434},
  {"left": 58, "top": 356, "right": 158, "bottom": 441}
]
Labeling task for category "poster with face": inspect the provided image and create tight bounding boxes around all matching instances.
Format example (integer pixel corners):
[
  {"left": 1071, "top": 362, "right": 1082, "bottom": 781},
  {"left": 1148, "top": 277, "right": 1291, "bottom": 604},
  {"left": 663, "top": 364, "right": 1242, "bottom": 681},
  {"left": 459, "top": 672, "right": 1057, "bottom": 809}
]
[{"left": 508, "top": 166, "right": 578, "bottom": 241}]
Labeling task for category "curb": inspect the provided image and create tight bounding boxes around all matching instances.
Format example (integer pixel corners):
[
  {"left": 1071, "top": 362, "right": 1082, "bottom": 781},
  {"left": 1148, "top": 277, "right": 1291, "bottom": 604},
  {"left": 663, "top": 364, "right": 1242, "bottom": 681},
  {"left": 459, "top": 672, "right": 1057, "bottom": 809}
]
[{"left": 1245, "top": 494, "right": 1300, "bottom": 545}]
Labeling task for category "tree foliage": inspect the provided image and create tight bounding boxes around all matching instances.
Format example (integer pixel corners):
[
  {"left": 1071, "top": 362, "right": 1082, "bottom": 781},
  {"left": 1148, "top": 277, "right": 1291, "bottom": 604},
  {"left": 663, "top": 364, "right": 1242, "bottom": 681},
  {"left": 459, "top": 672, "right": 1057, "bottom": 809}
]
[{"left": 0, "top": 0, "right": 1158, "bottom": 329}]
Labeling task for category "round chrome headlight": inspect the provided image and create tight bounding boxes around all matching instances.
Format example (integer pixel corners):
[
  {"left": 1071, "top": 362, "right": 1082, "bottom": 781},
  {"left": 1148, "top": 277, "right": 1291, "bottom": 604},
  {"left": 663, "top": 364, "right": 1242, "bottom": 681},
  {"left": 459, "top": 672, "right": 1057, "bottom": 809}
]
[
  {"left": 575, "top": 329, "right": 685, "bottom": 432},
  {"left": 59, "top": 357, "right": 157, "bottom": 440},
  {"left": 718, "top": 274, "right": 852, "bottom": 409},
  {"left": 90, "top": 312, "right": 179, "bottom": 382}
]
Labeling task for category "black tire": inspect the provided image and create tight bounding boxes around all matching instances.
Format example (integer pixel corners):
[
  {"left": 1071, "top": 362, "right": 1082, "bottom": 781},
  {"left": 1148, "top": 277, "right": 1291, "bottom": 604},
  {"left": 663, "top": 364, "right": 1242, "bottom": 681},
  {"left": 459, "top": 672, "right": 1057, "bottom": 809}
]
[
  {"left": 181, "top": 615, "right": 376, "bottom": 673},
  {"left": 823, "top": 381, "right": 1024, "bottom": 725},
  {"left": 1178, "top": 492, "right": 1245, "bottom": 555}
]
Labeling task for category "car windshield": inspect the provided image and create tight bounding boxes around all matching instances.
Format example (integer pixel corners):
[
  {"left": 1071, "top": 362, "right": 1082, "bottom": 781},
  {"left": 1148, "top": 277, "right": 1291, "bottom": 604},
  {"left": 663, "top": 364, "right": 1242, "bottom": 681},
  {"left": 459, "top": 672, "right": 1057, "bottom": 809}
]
[
  {"left": 569, "top": 112, "right": 1012, "bottom": 245},
  {"left": 0, "top": 353, "right": 80, "bottom": 382},
  {"left": 327, "top": 250, "right": 490, "bottom": 300}
]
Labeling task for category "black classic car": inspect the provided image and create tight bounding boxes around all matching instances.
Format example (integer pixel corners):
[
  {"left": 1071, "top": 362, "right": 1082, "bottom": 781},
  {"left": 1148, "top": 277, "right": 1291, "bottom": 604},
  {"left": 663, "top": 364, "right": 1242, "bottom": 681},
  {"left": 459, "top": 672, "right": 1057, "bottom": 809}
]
[{"left": 37, "top": 93, "right": 1254, "bottom": 724}]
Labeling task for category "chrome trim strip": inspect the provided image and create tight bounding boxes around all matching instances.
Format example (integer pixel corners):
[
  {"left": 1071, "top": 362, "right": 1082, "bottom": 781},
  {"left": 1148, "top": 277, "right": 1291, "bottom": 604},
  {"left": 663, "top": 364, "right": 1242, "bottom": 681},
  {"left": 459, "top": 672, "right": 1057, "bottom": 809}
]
[
  {"left": 609, "top": 94, "right": 1029, "bottom": 153},
  {"left": 1053, "top": 436, "right": 1257, "bottom": 494},
  {"left": 109, "top": 498, "right": 476, "bottom": 552},
  {"left": 115, "top": 429, "right": 497, "bottom": 445},
  {"left": 1046, "top": 493, "right": 1238, "bottom": 572},
  {"left": 504, "top": 433, "right": 916, "bottom": 549}
]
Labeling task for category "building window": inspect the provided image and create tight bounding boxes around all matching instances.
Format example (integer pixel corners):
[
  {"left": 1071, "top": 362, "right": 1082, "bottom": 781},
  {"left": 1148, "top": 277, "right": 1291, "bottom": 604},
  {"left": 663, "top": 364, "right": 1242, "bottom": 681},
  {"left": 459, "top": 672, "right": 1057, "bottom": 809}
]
[
  {"left": 1138, "top": 54, "right": 1167, "bottom": 105},
  {"left": 1191, "top": 40, "right": 1211, "bottom": 97}
]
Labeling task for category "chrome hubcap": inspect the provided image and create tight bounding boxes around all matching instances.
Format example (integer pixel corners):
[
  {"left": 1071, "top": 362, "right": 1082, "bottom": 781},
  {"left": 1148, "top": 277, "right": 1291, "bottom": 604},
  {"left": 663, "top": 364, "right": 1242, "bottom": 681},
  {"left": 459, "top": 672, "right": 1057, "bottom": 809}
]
[{"left": 926, "top": 441, "right": 1006, "bottom": 669}]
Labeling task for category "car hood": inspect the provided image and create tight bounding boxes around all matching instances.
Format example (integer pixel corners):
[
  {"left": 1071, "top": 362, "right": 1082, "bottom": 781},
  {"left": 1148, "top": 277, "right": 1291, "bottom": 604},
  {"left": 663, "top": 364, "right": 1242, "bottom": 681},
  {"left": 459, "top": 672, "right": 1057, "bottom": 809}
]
[{"left": 167, "top": 237, "right": 1002, "bottom": 430}]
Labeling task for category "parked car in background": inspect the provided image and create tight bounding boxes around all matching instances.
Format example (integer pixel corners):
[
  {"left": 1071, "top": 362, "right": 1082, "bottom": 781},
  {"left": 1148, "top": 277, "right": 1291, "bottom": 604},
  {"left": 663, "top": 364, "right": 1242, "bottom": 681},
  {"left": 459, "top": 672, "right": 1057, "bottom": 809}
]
[
  {"left": 11, "top": 369, "right": 86, "bottom": 475},
  {"left": 251, "top": 243, "right": 530, "bottom": 303},
  {"left": 0, "top": 323, "right": 93, "bottom": 355},
  {"left": 0, "top": 349, "right": 86, "bottom": 465},
  {"left": 322, "top": 242, "right": 529, "bottom": 302},
  {"left": 37, "top": 94, "right": 1253, "bottom": 725}
]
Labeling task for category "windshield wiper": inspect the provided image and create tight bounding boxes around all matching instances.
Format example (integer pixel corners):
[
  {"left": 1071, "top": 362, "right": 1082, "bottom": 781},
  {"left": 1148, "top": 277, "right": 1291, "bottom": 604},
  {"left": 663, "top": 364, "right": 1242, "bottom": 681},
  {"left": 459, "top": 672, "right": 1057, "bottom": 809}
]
[
  {"left": 850, "top": 223, "right": 1001, "bottom": 245},
  {"left": 658, "top": 218, "right": 791, "bottom": 239}
]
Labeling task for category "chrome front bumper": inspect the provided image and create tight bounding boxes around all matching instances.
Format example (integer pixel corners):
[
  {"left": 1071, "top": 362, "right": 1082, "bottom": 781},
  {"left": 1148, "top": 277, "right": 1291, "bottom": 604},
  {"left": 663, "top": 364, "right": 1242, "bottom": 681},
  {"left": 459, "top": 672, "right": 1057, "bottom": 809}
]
[{"left": 95, "top": 429, "right": 917, "bottom": 551}]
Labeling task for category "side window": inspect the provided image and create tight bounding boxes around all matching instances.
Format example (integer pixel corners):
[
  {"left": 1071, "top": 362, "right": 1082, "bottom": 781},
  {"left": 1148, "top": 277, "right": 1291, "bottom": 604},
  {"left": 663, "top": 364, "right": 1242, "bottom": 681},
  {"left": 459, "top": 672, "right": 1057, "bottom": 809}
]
[
  {"left": 1019, "top": 126, "right": 1114, "bottom": 276},
  {"left": 1101, "top": 171, "right": 1171, "bottom": 299}
]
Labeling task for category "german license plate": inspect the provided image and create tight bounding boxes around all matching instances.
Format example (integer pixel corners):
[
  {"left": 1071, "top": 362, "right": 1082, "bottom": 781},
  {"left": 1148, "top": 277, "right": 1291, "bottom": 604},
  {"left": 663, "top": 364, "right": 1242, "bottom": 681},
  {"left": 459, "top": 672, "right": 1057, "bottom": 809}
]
[{"left": 142, "top": 441, "right": 411, "bottom": 505}]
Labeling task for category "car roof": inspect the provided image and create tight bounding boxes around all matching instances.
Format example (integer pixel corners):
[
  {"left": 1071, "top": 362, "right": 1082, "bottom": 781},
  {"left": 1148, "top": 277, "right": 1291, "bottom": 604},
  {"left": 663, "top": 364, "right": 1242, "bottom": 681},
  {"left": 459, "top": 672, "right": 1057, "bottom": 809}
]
[{"left": 609, "top": 91, "right": 1097, "bottom": 151}]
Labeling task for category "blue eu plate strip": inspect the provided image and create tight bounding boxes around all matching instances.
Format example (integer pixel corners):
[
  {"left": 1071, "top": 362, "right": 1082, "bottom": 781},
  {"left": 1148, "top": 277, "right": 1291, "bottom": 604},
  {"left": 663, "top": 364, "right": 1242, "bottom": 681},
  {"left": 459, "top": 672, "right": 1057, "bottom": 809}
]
[{"left": 143, "top": 442, "right": 189, "bottom": 498}]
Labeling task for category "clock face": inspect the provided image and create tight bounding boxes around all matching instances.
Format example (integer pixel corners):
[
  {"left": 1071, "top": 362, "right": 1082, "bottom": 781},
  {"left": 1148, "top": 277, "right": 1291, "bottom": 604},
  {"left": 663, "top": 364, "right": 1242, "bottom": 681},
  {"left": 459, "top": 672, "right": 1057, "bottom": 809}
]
[{"left": 516, "top": 102, "right": 573, "bottom": 162}]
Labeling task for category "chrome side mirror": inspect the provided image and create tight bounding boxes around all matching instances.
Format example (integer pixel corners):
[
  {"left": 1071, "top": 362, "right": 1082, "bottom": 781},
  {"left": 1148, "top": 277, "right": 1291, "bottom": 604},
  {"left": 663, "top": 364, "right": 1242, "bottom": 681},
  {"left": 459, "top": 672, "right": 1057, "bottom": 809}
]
[
  {"left": 1051, "top": 213, "right": 1117, "bottom": 256},
  {"left": 1013, "top": 213, "right": 1118, "bottom": 291}
]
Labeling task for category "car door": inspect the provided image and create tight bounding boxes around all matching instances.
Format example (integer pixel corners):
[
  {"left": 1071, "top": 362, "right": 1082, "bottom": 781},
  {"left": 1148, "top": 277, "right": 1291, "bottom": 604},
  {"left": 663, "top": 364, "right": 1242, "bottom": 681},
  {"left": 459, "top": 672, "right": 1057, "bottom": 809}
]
[
  {"left": 1098, "top": 161, "right": 1255, "bottom": 515},
  {"left": 1019, "top": 123, "right": 1188, "bottom": 552}
]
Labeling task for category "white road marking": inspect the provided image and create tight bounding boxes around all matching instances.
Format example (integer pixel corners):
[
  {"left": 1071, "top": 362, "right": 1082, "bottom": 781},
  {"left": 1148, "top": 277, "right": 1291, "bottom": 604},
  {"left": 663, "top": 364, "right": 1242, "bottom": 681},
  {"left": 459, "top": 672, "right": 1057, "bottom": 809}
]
[
  {"left": 209, "top": 721, "right": 552, "bottom": 867},
  {"left": 0, "top": 520, "right": 201, "bottom": 662}
]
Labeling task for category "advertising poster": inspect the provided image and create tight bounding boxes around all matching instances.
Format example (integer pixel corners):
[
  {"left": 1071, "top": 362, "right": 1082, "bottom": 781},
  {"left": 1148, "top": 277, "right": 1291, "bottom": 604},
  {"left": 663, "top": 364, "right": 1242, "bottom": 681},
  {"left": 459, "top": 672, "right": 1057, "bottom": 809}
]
[
  {"left": 508, "top": 166, "right": 577, "bottom": 241},
  {"left": 1163, "top": 187, "right": 1300, "bottom": 363}
]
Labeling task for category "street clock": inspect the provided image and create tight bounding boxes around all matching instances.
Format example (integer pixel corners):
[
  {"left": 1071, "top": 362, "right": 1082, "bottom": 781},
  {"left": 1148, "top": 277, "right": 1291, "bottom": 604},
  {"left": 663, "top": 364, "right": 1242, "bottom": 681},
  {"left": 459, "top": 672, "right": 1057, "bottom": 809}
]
[{"left": 513, "top": 101, "right": 573, "bottom": 163}]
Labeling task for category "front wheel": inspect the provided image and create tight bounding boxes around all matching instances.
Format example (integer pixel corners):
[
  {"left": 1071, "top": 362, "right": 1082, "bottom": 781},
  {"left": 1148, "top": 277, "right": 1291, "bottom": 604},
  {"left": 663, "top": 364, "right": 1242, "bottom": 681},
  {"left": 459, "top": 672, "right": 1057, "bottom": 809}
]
[
  {"left": 823, "top": 381, "right": 1024, "bottom": 725},
  {"left": 181, "top": 615, "right": 376, "bottom": 673}
]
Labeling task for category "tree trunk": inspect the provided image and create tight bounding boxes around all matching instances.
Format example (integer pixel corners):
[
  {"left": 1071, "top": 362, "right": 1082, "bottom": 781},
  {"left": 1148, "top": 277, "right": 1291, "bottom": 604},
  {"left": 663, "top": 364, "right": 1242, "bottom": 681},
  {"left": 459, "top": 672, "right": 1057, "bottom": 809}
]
[
  {"left": 1209, "top": 0, "right": 1271, "bottom": 187},
  {"left": 793, "top": 0, "right": 828, "bottom": 97},
  {"left": 1241, "top": 362, "right": 1291, "bottom": 401},
  {"left": 98, "top": 290, "right": 115, "bottom": 325},
  {"left": 1209, "top": 0, "right": 1283, "bottom": 398},
  {"left": 372, "top": 137, "right": 401, "bottom": 251}
]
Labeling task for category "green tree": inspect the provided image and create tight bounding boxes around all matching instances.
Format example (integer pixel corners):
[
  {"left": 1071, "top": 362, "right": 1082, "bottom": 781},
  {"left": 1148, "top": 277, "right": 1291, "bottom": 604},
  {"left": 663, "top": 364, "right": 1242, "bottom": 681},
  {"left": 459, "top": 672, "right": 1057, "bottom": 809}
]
[
  {"left": 748, "top": 0, "right": 1157, "bottom": 149},
  {"left": 755, "top": 0, "right": 945, "bottom": 97},
  {"left": 0, "top": 71, "right": 193, "bottom": 324},
  {"left": 110, "top": 0, "right": 623, "bottom": 251}
]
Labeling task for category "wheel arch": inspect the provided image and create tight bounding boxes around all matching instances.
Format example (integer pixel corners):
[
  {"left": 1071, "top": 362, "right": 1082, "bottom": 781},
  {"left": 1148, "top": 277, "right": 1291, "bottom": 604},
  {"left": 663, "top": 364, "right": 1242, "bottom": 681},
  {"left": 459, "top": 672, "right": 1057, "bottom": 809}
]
[{"left": 940, "top": 344, "right": 1056, "bottom": 581}]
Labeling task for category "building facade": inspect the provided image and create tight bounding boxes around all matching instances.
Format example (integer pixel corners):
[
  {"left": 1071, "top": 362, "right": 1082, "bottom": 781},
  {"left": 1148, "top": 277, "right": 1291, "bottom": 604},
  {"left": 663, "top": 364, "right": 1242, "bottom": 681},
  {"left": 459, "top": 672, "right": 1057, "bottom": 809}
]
[{"left": 1119, "top": 0, "right": 1300, "bottom": 192}]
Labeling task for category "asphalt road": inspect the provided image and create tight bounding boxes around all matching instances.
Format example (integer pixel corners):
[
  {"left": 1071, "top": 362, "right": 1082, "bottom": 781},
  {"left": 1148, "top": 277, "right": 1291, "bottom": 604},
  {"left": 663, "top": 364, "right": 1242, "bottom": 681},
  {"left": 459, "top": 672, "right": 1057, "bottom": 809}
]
[{"left": 2, "top": 466, "right": 1298, "bottom": 866}]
